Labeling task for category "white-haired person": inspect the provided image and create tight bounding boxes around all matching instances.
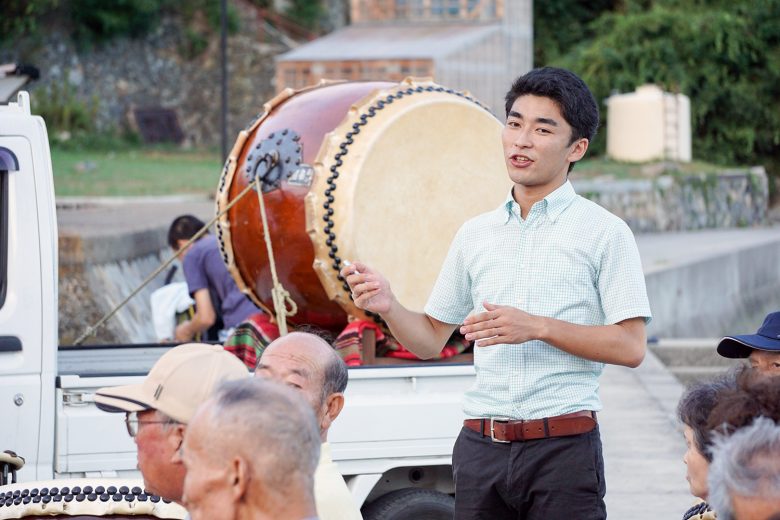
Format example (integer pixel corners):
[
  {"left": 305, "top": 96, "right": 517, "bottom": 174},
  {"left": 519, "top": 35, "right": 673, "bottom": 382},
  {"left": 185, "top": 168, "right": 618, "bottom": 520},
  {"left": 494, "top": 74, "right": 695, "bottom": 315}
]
[
  {"left": 708, "top": 417, "right": 780, "bottom": 520},
  {"left": 181, "top": 378, "right": 321, "bottom": 520}
]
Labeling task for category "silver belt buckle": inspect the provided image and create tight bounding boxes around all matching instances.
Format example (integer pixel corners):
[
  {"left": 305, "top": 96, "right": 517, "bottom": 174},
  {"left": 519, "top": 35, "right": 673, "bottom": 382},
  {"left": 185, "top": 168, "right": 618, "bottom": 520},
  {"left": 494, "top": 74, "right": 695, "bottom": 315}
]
[{"left": 490, "top": 417, "right": 511, "bottom": 443}]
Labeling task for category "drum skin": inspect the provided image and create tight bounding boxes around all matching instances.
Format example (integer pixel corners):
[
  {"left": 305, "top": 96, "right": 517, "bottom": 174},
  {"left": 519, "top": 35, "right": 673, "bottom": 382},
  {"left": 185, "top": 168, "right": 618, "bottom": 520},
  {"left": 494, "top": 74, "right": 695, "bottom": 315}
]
[{"left": 217, "top": 79, "right": 508, "bottom": 333}]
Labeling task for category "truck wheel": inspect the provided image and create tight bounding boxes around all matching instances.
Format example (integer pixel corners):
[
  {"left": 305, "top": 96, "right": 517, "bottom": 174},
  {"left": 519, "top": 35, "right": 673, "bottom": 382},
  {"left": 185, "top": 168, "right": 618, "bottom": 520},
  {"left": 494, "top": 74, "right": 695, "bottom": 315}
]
[{"left": 362, "top": 488, "right": 455, "bottom": 520}]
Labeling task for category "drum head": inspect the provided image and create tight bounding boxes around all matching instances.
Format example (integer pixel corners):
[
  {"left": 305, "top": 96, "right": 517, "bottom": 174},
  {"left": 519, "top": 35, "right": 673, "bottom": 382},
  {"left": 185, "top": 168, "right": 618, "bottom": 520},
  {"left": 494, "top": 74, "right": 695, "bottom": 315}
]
[{"left": 307, "top": 80, "right": 509, "bottom": 319}]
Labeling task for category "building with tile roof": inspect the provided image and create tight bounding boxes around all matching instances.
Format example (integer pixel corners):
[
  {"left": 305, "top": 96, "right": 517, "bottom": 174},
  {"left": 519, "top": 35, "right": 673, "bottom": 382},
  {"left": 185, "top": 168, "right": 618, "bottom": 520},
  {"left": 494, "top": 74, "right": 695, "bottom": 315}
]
[{"left": 275, "top": 0, "right": 533, "bottom": 115}]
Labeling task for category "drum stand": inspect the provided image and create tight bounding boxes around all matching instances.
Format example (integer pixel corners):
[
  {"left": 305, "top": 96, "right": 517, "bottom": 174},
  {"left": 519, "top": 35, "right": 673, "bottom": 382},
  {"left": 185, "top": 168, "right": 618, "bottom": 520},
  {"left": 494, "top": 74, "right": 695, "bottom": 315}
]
[{"left": 361, "top": 328, "right": 376, "bottom": 365}]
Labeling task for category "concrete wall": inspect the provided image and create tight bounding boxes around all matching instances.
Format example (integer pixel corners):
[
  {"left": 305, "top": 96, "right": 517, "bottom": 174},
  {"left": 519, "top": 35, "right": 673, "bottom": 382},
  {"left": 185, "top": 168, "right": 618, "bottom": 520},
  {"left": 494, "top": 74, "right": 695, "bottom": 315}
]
[
  {"left": 59, "top": 227, "right": 175, "bottom": 345},
  {"left": 645, "top": 238, "right": 780, "bottom": 339}
]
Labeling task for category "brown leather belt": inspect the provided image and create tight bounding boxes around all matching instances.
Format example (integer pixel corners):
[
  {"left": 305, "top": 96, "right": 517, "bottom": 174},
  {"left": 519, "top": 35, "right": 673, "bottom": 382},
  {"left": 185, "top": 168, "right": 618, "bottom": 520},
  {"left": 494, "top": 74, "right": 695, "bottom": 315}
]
[{"left": 464, "top": 410, "right": 597, "bottom": 443}]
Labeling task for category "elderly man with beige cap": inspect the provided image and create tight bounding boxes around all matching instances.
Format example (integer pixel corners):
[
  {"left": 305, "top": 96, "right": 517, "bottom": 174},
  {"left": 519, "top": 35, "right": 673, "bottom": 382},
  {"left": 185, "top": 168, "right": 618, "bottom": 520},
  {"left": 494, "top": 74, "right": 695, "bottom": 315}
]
[{"left": 94, "top": 343, "right": 249, "bottom": 505}]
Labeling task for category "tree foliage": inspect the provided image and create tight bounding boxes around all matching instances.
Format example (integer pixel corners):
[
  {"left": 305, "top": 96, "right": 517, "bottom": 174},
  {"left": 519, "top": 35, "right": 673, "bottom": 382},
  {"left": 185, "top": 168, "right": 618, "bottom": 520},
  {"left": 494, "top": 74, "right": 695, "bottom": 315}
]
[
  {"left": 0, "top": 0, "right": 60, "bottom": 46},
  {"left": 0, "top": 0, "right": 240, "bottom": 50},
  {"left": 533, "top": 0, "right": 619, "bottom": 66},
  {"left": 68, "top": 0, "right": 165, "bottom": 45},
  {"left": 553, "top": 0, "right": 780, "bottom": 175},
  {"left": 284, "top": 0, "right": 325, "bottom": 30}
]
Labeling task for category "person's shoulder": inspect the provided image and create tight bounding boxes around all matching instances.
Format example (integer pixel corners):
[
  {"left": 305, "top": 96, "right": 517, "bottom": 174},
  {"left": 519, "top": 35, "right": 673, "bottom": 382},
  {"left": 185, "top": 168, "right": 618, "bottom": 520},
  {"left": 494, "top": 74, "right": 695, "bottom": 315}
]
[
  {"left": 570, "top": 194, "right": 622, "bottom": 221},
  {"left": 196, "top": 234, "right": 218, "bottom": 248},
  {"left": 569, "top": 195, "right": 631, "bottom": 233},
  {"left": 462, "top": 203, "right": 506, "bottom": 231},
  {"left": 191, "top": 234, "right": 220, "bottom": 255}
]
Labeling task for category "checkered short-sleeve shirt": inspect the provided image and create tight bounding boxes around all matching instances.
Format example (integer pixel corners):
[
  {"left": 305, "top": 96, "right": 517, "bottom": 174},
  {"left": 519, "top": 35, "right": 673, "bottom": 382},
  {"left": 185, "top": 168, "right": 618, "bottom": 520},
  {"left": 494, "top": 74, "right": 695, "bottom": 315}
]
[{"left": 425, "top": 180, "right": 652, "bottom": 419}]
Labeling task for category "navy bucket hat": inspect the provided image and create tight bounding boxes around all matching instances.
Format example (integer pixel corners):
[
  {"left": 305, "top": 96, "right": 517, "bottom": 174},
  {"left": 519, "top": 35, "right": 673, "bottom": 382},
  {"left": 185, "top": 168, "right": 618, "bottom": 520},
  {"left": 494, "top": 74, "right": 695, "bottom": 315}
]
[{"left": 717, "top": 312, "right": 780, "bottom": 358}]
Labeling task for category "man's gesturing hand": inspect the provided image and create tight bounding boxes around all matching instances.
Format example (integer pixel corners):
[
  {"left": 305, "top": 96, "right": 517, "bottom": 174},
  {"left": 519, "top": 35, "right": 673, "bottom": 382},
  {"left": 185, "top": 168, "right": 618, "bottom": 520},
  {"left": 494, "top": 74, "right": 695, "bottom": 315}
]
[
  {"left": 340, "top": 261, "right": 395, "bottom": 314},
  {"left": 460, "top": 302, "right": 542, "bottom": 347}
]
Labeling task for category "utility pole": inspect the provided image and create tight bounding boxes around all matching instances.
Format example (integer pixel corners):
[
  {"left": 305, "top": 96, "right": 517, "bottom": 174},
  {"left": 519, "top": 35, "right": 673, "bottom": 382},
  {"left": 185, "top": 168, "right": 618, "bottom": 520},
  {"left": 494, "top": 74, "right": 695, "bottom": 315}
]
[{"left": 220, "top": 0, "right": 228, "bottom": 162}]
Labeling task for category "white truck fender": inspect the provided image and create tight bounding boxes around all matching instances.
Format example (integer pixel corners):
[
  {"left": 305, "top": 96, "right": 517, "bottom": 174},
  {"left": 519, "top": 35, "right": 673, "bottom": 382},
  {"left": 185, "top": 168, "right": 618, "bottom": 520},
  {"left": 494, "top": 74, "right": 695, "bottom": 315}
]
[{"left": 346, "top": 473, "right": 383, "bottom": 508}]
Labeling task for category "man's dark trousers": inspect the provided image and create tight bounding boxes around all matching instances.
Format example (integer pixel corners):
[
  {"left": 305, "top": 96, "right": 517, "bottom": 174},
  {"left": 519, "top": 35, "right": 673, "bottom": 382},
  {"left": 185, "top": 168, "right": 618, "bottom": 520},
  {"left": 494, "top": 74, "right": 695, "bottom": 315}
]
[{"left": 452, "top": 425, "right": 607, "bottom": 519}]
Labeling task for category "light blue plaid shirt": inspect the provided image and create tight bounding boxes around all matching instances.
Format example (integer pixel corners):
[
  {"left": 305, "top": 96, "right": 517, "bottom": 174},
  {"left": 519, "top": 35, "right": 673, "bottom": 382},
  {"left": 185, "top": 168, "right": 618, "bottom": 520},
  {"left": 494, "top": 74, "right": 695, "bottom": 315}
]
[{"left": 425, "top": 180, "right": 652, "bottom": 420}]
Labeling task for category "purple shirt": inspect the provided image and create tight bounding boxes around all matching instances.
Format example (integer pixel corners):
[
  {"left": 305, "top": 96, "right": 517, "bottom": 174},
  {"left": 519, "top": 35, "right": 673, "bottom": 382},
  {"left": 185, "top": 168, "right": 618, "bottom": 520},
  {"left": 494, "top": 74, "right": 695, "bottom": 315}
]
[{"left": 182, "top": 235, "right": 262, "bottom": 329}]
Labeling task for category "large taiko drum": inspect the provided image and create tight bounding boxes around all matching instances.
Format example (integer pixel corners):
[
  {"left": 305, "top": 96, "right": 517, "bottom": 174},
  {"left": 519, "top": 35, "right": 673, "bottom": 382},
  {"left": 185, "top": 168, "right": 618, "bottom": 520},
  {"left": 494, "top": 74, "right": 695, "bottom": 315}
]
[
  {"left": 216, "top": 78, "right": 509, "bottom": 333},
  {"left": 0, "top": 479, "right": 186, "bottom": 519}
]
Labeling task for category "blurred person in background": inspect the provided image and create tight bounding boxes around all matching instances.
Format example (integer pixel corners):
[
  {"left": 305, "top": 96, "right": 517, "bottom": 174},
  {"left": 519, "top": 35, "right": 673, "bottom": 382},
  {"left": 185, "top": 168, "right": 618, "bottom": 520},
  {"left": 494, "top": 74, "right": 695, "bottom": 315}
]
[{"left": 717, "top": 311, "right": 780, "bottom": 375}]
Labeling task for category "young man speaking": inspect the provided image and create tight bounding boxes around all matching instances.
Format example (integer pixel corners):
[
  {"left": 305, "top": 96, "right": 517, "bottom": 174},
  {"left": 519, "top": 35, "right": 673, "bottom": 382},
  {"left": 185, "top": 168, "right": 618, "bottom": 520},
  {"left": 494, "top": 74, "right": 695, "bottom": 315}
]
[{"left": 343, "top": 67, "right": 651, "bottom": 519}]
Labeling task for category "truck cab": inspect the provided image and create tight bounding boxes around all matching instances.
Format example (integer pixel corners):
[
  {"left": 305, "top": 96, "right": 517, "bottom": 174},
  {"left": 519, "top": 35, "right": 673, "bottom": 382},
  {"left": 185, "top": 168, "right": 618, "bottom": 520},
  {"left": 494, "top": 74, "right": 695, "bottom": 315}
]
[{"left": 0, "top": 91, "right": 57, "bottom": 483}]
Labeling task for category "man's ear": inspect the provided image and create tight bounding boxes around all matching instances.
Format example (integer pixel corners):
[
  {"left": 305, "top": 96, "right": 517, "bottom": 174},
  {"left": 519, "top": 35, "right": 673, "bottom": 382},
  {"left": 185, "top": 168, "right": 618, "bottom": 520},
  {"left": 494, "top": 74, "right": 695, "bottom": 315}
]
[
  {"left": 230, "top": 456, "right": 250, "bottom": 501},
  {"left": 567, "top": 137, "right": 589, "bottom": 163},
  {"left": 320, "top": 392, "right": 345, "bottom": 432},
  {"left": 168, "top": 424, "right": 187, "bottom": 464}
]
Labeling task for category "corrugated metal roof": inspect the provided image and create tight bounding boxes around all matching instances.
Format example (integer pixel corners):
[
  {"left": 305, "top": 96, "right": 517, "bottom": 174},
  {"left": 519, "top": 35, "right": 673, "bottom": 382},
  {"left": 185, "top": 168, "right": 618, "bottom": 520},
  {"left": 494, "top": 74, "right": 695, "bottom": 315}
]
[{"left": 277, "top": 23, "right": 500, "bottom": 62}]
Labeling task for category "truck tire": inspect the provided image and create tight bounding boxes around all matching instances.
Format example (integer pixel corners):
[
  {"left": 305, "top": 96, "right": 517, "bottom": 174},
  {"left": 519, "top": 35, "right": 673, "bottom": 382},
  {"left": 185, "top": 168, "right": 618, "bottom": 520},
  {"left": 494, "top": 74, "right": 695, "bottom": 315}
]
[{"left": 362, "top": 488, "right": 455, "bottom": 520}]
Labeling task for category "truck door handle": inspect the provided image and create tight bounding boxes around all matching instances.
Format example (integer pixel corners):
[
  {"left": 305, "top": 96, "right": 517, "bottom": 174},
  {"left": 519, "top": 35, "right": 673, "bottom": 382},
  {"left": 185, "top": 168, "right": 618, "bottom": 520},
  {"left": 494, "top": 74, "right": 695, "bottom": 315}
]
[{"left": 0, "top": 336, "right": 22, "bottom": 352}]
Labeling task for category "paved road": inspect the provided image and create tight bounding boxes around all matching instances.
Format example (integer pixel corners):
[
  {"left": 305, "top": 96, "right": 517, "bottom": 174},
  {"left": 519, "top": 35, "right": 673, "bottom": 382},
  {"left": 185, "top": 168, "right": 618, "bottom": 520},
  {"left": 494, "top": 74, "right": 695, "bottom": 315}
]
[
  {"left": 600, "top": 353, "right": 691, "bottom": 517},
  {"left": 57, "top": 197, "right": 780, "bottom": 518}
]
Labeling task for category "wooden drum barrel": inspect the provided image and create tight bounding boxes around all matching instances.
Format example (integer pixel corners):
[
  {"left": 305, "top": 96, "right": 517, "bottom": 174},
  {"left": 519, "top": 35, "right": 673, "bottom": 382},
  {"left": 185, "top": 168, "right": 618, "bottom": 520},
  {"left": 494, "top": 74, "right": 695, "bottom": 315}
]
[{"left": 217, "top": 78, "right": 509, "bottom": 333}]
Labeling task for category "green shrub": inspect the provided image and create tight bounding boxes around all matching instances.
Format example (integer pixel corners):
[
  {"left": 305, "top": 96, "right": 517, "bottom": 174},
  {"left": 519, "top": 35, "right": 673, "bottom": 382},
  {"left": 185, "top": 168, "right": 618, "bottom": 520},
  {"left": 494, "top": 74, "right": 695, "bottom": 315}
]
[
  {"left": 556, "top": 0, "right": 780, "bottom": 172},
  {"left": 285, "top": 0, "right": 324, "bottom": 30},
  {"left": 68, "top": 0, "right": 167, "bottom": 46},
  {"left": 179, "top": 27, "right": 210, "bottom": 60},
  {"left": 0, "top": 0, "right": 59, "bottom": 47},
  {"left": 31, "top": 80, "right": 98, "bottom": 138}
]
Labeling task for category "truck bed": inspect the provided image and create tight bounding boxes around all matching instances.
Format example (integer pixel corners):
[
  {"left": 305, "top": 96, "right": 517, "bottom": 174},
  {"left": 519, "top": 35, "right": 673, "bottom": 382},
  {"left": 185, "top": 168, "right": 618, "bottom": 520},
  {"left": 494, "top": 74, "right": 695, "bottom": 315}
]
[{"left": 56, "top": 345, "right": 475, "bottom": 478}]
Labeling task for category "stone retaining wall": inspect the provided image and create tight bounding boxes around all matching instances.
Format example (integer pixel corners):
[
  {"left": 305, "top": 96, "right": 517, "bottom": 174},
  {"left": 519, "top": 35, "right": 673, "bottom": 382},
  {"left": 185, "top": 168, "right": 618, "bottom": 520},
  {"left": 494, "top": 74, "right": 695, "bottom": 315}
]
[
  {"left": 4, "top": 1, "right": 289, "bottom": 147},
  {"left": 573, "top": 167, "right": 768, "bottom": 232}
]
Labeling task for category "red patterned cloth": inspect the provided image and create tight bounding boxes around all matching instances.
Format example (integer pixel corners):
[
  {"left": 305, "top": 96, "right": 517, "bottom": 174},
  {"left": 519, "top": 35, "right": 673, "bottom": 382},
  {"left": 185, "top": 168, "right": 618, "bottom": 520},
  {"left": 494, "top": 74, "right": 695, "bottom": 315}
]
[
  {"left": 223, "top": 313, "right": 280, "bottom": 369},
  {"left": 334, "top": 320, "right": 471, "bottom": 366}
]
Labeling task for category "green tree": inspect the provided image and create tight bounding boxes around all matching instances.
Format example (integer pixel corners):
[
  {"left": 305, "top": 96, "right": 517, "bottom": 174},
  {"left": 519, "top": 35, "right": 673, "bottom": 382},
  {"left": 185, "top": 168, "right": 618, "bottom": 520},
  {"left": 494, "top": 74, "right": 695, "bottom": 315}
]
[
  {"left": 533, "top": 0, "right": 620, "bottom": 66},
  {"left": 285, "top": 0, "right": 324, "bottom": 30},
  {"left": 556, "top": 0, "right": 780, "bottom": 177},
  {"left": 0, "top": 0, "right": 60, "bottom": 47},
  {"left": 69, "top": 0, "right": 166, "bottom": 46}
]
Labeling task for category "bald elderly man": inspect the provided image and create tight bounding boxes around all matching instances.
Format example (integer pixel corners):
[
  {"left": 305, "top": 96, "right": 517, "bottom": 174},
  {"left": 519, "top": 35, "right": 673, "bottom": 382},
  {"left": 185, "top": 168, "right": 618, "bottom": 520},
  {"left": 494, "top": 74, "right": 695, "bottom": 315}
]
[
  {"left": 182, "top": 378, "right": 321, "bottom": 520},
  {"left": 255, "top": 332, "right": 362, "bottom": 520},
  {"left": 94, "top": 343, "right": 249, "bottom": 505}
]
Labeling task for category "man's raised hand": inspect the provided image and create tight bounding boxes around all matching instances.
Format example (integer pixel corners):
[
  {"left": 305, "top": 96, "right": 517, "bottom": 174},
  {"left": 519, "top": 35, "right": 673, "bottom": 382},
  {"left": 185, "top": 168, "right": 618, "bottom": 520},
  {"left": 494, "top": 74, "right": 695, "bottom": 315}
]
[{"left": 340, "top": 261, "right": 395, "bottom": 314}]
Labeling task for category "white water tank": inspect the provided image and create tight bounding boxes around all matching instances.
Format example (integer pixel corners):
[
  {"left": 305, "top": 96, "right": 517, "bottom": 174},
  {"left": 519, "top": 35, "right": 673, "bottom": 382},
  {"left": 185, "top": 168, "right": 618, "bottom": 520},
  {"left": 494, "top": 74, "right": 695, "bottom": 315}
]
[{"left": 606, "top": 84, "right": 691, "bottom": 163}]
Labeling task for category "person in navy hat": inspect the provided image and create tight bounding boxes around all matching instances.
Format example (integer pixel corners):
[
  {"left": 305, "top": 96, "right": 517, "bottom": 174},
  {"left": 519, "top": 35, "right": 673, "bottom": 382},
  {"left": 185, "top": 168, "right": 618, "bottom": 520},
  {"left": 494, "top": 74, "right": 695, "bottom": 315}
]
[{"left": 717, "top": 311, "right": 780, "bottom": 375}]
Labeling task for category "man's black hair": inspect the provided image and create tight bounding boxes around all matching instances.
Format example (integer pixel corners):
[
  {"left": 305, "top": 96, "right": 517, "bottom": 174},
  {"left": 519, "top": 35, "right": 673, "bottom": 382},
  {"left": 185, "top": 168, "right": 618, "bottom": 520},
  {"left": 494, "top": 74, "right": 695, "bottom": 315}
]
[
  {"left": 504, "top": 67, "right": 599, "bottom": 172},
  {"left": 168, "top": 214, "right": 207, "bottom": 249}
]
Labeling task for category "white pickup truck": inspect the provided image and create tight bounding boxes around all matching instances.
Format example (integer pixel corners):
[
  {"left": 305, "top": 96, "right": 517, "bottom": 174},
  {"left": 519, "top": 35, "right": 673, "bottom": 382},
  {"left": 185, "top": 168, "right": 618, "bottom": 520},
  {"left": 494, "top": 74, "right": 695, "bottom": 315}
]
[{"left": 0, "top": 92, "right": 474, "bottom": 518}]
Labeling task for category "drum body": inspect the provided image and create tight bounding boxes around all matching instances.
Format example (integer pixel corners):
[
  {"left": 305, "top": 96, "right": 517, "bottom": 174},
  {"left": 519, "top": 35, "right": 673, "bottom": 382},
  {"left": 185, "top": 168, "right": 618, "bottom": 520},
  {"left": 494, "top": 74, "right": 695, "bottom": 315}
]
[
  {"left": 217, "top": 79, "right": 509, "bottom": 332},
  {"left": 0, "top": 478, "right": 186, "bottom": 519}
]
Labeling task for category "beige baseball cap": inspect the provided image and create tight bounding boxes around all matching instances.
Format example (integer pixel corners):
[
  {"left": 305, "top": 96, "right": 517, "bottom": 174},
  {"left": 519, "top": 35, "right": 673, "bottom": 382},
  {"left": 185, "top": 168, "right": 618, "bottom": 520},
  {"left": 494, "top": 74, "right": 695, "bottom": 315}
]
[{"left": 94, "top": 343, "right": 249, "bottom": 423}]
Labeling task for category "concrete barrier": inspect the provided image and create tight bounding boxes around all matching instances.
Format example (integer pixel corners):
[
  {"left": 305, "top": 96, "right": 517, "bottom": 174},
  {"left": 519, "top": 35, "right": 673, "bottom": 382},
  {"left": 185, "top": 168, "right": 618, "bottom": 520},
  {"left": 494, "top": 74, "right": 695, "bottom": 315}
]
[{"left": 645, "top": 237, "right": 780, "bottom": 339}]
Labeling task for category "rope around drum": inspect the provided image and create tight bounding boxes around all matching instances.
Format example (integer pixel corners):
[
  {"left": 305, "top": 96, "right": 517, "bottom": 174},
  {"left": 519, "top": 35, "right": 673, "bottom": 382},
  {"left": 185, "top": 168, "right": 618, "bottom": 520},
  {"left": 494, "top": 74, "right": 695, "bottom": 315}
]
[
  {"left": 253, "top": 164, "right": 297, "bottom": 335},
  {"left": 73, "top": 153, "right": 298, "bottom": 345}
]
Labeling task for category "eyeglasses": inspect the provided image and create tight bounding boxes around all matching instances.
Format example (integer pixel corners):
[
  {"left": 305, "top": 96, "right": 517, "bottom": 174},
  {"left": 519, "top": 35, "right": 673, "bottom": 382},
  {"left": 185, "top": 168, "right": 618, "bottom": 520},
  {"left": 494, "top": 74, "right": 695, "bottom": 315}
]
[{"left": 124, "top": 411, "right": 173, "bottom": 438}]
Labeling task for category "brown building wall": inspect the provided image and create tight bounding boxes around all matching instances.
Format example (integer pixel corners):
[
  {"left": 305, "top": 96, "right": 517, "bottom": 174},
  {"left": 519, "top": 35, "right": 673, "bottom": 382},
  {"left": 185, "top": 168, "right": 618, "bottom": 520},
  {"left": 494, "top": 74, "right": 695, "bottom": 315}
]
[
  {"left": 276, "top": 58, "right": 434, "bottom": 91},
  {"left": 350, "top": 0, "right": 505, "bottom": 23}
]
